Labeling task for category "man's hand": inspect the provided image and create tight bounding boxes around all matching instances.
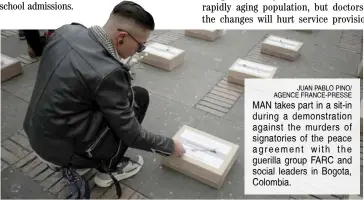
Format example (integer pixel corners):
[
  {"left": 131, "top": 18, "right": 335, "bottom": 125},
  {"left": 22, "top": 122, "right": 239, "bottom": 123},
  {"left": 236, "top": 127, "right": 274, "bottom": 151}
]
[{"left": 173, "top": 139, "right": 186, "bottom": 157}]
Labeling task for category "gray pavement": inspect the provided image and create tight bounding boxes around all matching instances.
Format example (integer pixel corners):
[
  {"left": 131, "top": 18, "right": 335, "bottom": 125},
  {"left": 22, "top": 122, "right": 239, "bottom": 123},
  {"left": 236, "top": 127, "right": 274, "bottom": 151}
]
[{"left": 1, "top": 29, "right": 363, "bottom": 199}]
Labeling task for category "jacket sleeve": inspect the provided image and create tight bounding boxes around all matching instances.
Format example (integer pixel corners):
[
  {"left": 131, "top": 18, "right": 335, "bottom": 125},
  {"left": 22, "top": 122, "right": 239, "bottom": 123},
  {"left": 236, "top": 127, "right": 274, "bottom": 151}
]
[{"left": 95, "top": 68, "right": 174, "bottom": 156}]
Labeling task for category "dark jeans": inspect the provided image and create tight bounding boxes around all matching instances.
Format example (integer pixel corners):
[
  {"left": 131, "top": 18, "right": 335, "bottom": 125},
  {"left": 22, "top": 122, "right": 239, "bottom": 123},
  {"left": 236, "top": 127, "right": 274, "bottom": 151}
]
[
  {"left": 132, "top": 86, "right": 150, "bottom": 125},
  {"left": 99, "top": 86, "right": 149, "bottom": 171},
  {"left": 22, "top": 30, "right": 54, "bottom": 57}
]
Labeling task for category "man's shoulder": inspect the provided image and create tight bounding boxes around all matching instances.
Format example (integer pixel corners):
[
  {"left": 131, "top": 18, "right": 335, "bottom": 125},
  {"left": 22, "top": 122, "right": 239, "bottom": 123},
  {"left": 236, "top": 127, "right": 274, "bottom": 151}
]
[{"left": 51, "top": 23, "right": 124, "bottom": 78}]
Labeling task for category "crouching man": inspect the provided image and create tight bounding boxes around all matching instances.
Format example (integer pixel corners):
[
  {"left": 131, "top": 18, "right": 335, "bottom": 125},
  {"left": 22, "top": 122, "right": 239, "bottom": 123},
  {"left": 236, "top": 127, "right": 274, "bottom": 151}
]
[{"left": 23, "top": 1, "right": 185, "bottom": 198}]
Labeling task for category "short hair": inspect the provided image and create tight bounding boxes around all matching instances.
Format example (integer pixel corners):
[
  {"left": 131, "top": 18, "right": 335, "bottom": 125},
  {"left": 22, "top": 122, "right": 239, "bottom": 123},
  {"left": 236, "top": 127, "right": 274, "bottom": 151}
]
[{"left": 112, "top": 1, "right": 155, "bottom": 30}]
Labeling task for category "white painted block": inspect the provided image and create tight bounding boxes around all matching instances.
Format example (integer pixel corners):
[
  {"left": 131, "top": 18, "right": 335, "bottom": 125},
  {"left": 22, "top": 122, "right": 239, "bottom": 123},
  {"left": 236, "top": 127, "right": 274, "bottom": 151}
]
[
  {"left": 261, "top": 35, "right": 303, "bottom": 61},
  {"left": 185, "top": 30, "right": 223, "bottom": 41},
  {"left": 162, "top": 125, "right": 239, "bottom": 189},
  {"left": 140, "top": 42, "right": 185, "bottom": 71},
  {"left": 227, "top": 59, "right": 277, "bottom": 86},
  {"left": 357, "top": 59, "right": 362, "bottom": 78},
  {"left": 1, "top": 54, "right": 23, "bottom": 82}
]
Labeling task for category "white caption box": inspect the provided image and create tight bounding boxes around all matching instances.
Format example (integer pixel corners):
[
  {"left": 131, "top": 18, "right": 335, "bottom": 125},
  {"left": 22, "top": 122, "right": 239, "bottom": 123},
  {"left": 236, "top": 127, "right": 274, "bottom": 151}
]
[
  {"left": 185, "top": 30, "right": 223, "bottom": 41},
  {"left": 261, "top": 35, "right": 303, "bottom": 61},
  {"left": 162, "top": 125, "right": 239, "bottom": 189},
  {"left": 244, "top": 79, "right": 360, "bottom": 195},
  {"left": 227, "top": 58, "right": 277, "bottom": 86},
  {"left": 140, "top": 42, "right": 185, "bottom": 71},
  {"left": 1, "top": 54, "right": 23, "bottom": 82}
]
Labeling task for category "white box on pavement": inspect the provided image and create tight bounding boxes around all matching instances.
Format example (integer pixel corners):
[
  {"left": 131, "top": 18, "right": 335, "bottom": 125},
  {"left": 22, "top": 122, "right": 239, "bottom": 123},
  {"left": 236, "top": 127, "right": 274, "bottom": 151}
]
[
  {"left": 140, "top": 42, "right": 185, "bottom": 71},
  {"left": 1, "top": 54, "right": 23, "bottom": 82},
  {"left": 185, "top": 30, "right": 223, "bottom": 41},
  {"left": 161, "top": 125, "right": 239, "bottom": 189},
  {"left": 261, "top": 35, "right": 303, "bottom": 61},
  {"left": 227, "top": 58, "right": 277, "bottom": 86}
]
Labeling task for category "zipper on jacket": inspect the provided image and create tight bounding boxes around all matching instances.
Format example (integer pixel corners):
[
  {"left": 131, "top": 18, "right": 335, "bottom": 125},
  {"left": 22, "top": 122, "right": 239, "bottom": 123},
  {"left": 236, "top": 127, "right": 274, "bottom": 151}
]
[
  {"left": 108, "top": 140, "right": 122, "bottom": 169},
  {"left": 85, "top": 127, "right": 109, "bottom": 158},
  {"left": 151, "top": 148, "right": 172, "bottom": 156}
]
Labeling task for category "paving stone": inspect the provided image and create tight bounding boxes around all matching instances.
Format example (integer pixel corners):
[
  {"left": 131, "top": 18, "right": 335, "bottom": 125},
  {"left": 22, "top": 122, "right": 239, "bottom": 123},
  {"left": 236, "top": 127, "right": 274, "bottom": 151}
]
[
  {"left": 21, "top": 158, "right": 42, "bottom": 173},
  {"left": 202, "top": 96, "right": 233, "bottom": 109},
  {"left": 1, "top": 147, "right": 20, "bottom": 164},
  {"left": 34, "top": 168, "right": 55, "bottom": 182},
  {"left": 172, "top": 30, "right": 269, "bottom": 73},
  {"left": 90, "top": 186, "right": 108, "bottom": 199},
  {"left": 40, "top": 171, "right": 62, "bottom": 190},
  {"left": 213, "top": 85, "right": 242, "bottom": 97},
  {"left": 2, "top": 160, "right": 9, "bottom": 170},
  {"left": 16, "top": 56, "right": 32, "bottom": 65},
  {"left": 2, "top": 61, "right": 40, "bottom": 102},
  {"left": 219, "top": 80, "right": 244, "bottom": 91},
  {"left": 121, "top": 149, "right": 161, "bottom": 190},
  {"left": 101, "top": 183, "right": 135, "bottom": 199},
  {"left": 130, "top": 191, "right": 149, "bottom": 199},
  {"left": 27, "top": 163, "right": 48, "bottom": 178},
  {"left": 141, "top": 93, "right": 205, "bottom": 138},
  {"left": 1, "top": 90, "right": 29, "bottom": 140},
  {"left": 272, "top": 30, "right": 344, "bottom": 49},
  {"left": 198, "top": 100, "right": 229, "bottom": 113},
  {"left": 195, "top": 104, "right": 226, "bottom": 117},
  {"left": 1, "top": 31, "right": 12, "bottom": 37},
  {"left": 19, "top": 129, "right": 27, "bottom": 137},
  {"left": 56, "top": 186, "right": 70, "bottom": 199},
  {"left": 3, "top": 30, "right": 17, "bottom": 36},
  {"left": 210, "top": 90, "right": 239, "bottom": 101},
  {"left": 216, "top": 82, "right": 243, "bottom": 93},
  {"left": 146, "top": 69, "right": 223, "bottom": 106},
  {"left": 206, "top": 93, "right": 236, "bottom": 105},
  {"left": 10, "top": 133, "right": 32, "bottom": 151},
  {"left": 2, "top": 139, "right": 29, "bottom": 158},
  {"left": 19, "top": 54, "right": 38, "bottom": 63},
  {"left": 48, "top": 178, "right": 67, "bottom": 194},
  {"left": 1, "top": 167, "right": 56, "bottom": 199},
  {"left": 0, "top": 34, "right": 29, "bottom": 58},
  {"left": 15, "top": 152, "right": 36, "bottom": 168}
]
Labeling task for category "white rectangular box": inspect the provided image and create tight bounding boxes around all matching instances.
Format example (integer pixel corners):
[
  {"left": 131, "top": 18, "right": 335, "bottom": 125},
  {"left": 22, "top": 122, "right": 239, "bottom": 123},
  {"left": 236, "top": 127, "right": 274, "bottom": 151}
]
[
  {"left": 1, "top": 54, "right": 23, "bottom": 82},
  {"left": 161, "top": 125, "right": 239, "bottom": 189},
  {"left": 227, "top": 59, "right": 277, "bottom": 86},
  {"left": 261, "top": 35, "right": 303, "bottom": 61},
  {"left": 140, "top": 42, "right": 185, "bottom": 71},
  {"left": 357, "top": 59, "right": 362, "bottom": 78},
  {"left": 185, "top": 30, "right": 223, "bottom": 41}
]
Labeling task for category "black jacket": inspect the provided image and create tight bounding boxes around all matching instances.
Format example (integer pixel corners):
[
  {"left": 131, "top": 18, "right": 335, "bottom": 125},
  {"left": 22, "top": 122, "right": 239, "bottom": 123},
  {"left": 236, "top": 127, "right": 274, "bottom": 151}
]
[{"left": 23, "top": 23, "right": 174, "bottom": 168}]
